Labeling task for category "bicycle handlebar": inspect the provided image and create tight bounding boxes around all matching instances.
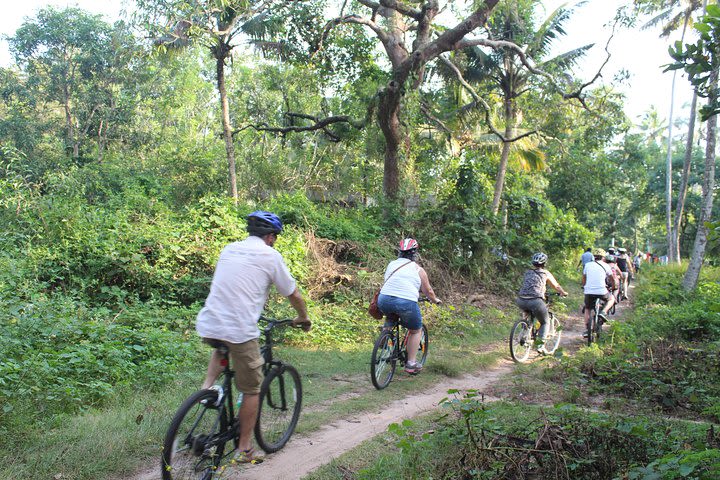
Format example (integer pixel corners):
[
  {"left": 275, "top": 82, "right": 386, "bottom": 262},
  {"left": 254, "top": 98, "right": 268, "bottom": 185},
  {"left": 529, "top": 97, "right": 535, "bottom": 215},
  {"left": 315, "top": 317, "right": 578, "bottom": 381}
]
[{"left": 259, "top": 316, "right": 311, "bottom": 333}]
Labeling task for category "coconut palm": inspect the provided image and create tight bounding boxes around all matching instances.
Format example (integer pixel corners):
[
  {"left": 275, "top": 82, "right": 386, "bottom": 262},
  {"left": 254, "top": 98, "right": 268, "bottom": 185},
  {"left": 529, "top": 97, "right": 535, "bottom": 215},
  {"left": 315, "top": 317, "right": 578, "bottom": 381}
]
[
  {"left": 636, "top": 0, "right": 714, "bottom": 261},
  {"left": 455, "top": 0, "right": 592, "bottom": 215}
]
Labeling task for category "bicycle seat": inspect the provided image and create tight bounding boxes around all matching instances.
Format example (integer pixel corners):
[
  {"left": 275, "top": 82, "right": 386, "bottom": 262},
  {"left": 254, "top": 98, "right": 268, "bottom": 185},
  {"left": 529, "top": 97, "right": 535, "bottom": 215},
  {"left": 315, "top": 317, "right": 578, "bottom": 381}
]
[{"left": 204, "top": 338, "right": 230, "bottom": 355}]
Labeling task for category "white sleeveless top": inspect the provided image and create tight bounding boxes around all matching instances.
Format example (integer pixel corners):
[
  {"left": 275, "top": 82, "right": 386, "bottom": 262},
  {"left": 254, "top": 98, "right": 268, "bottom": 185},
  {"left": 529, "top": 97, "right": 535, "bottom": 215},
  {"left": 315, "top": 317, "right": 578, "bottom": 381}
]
[{"left": 379, "top": 259, "right": 420, "bottom": 302}]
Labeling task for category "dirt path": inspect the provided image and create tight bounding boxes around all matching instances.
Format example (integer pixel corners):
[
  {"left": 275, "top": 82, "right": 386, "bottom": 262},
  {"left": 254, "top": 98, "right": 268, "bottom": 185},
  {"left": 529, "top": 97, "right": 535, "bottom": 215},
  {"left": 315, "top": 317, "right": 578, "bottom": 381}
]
[{"left": 133, "top": 290, "right": 631, "bottom": 480}]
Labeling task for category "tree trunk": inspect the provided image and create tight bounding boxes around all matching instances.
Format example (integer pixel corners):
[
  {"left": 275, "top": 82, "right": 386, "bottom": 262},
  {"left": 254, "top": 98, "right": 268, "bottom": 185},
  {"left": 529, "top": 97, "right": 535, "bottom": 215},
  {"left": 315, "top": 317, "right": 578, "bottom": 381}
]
[
  {"left": 63, "top": 83, "right": 77, "bottom": 159},
  {"left": 378, "top": 80, "right": 403, "bottom": 200},
  {"left": 492, "top": 97, "right": 515, "bottom": 215},
  {"left": 683, "top": 72, "right": 717, "bottom": 291},
  {"left": 664, "top": 72, "right": 675, "bottom": 262},
  {"left": 215, "top": 43, "right": 238, "bottom": 202},
  {"left": 672, "top": 91, "right": 698, "bottom": 262}
]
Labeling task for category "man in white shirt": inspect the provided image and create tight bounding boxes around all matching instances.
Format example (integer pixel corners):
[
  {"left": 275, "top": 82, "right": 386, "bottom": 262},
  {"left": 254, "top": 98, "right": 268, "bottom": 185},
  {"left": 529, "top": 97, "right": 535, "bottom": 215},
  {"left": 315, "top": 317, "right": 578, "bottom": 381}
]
[
  {"left": 196, "top": 210, "right": 311, "bottom": 461},
  {"left": 582, "top": 248, "right": 616, "bottom": 333}
]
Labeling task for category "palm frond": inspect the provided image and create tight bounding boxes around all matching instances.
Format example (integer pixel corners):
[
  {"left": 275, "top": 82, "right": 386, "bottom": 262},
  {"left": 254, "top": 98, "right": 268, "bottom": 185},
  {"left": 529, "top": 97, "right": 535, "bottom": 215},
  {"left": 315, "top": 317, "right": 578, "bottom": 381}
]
[
  {"left": 512, "top": 146, "right": 546, "bottom": 172},
  {"left": 538, "top": 43, "right": 593, "bottom": 72},
  {"left": 526, "top": 3, "right": 573, "bottom": 58}
]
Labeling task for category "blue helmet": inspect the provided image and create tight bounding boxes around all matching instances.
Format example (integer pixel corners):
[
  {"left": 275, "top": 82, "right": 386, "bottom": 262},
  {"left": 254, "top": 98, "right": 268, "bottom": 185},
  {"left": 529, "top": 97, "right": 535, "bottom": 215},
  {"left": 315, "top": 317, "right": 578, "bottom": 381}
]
[{"left": 247, "top": 210, "right": 283, "bottom": 235}]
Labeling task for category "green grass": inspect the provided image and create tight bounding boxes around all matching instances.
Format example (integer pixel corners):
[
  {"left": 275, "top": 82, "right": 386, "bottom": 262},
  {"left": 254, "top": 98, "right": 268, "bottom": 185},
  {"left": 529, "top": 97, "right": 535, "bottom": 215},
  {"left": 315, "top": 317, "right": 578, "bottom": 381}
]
[
  {"left": 305, "top": 400, "right": 719, "bottom": 480},
  {"left": 0, "top": 304, "right": 514, "bottom": 479}
]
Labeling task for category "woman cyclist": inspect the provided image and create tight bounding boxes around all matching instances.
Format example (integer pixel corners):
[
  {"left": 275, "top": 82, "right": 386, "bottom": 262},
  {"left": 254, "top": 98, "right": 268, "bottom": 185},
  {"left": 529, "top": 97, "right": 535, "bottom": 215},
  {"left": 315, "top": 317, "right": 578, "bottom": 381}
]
[
  {"left": 516, "top": 253, "right": 568, "bottom": 354},
  {"left": 377, "top": 238, "right": 441, "bottom": 374}
]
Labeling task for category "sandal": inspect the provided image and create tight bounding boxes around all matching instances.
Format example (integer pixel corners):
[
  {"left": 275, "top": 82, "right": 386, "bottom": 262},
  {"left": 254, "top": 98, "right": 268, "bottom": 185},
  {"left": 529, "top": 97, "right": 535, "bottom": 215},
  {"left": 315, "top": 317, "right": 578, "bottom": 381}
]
[{"left": 234, "top": 448, "right": 264, "bottom": 464}]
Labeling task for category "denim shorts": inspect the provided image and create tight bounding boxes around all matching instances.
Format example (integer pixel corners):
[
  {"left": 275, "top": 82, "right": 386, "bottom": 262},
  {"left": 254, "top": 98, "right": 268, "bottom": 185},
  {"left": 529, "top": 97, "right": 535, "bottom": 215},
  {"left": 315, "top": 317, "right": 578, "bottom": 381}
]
[{"left": 377, "top": 294, "right": 422, "bottom": 330}]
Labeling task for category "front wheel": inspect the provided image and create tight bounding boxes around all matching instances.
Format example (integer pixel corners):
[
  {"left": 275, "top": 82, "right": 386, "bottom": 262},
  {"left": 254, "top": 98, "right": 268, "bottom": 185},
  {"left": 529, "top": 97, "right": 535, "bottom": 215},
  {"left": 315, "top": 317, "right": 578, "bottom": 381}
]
[
  {"left": 255, "top": 364, "right": 302, "bottom": 453},
  {"left": 510, "top": 319, "right": 533, "bottom": 363},
  {"left": 371, "top": 330, "right": 397, "bottom": 389},
  {"left": 544, "top": 314, "right": 562, "bottom": 354},
  {"left": 162, "top": 389, "right": 229, "bottom": 480}
]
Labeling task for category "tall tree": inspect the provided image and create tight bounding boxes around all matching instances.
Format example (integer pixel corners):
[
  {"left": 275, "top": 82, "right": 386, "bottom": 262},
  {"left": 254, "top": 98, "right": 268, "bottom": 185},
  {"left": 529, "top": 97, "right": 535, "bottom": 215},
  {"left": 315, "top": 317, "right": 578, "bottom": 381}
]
[
  {"left": 135, "top": 0, "right": 282, "bottom": 202},
  {"left": 635, "top": 0, "right": 713, "bottom": 262},
  {"left": 463, "top": 0, "right": 593, "bottom": 215},
  {"left": 669, "top": 4, "right": 720, "bottom": 290},
  {"left": 247, "top": 0, "right": 598, "bottom": 208},
  {"left": 8, "top": 7, "right": 134, "bottom": 161}
]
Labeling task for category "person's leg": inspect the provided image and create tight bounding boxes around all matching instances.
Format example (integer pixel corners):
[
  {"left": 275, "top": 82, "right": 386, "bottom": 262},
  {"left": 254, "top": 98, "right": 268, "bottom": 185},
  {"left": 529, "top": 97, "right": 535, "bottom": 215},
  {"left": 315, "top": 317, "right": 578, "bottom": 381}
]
[
  {"left": 228, "top": 339, "right": 264, "bottom": 453},
  {"left": 584, "top": 295, "right": 592, "bottom": 331},
  {"left": 601, "top": 293, "right": 615, "bottom": 314},
  {"left": 237, "top": 393, "right": 259, "bottom": 452},
  {"left": 201, "top": 349, "right": 224, "bottom": 389},
  {"left": 405, "top": 328, "right": 421, "bottom": 364}
]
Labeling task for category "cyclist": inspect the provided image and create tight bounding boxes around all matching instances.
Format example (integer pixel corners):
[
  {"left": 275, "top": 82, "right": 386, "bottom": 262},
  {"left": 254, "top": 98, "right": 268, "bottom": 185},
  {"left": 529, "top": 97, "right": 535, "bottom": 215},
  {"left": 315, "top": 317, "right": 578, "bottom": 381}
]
[
  {"left": 516, "top": 253, "right": 568, "bottom": 354},
  {"left": 604, "top": 254, "right": 622, "bottom": 303},
  {"left": 195, "top": 211, "right": 312, "bottom": 463},
  {"left": 576, "top": 247, "right": 594, "bottom": 271},
  {"left": 582, "top": 248, "right": 616, "bottom": 336},
  {"left": 377, "top": 238, "right": 441, "bottom": 374},
  {"left": 633, "top": 252, "right": 642, "bottom": 274},
  {"left": 615, "top": 247, "right": 633, "bottom": 299}
]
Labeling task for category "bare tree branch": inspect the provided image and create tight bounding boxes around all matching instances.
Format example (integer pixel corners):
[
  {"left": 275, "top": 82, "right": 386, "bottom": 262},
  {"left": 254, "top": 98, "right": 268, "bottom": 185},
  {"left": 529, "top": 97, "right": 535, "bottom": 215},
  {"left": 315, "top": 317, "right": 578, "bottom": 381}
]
[{"left": 357, "top": 0, "right": 423, "bottom": 19}]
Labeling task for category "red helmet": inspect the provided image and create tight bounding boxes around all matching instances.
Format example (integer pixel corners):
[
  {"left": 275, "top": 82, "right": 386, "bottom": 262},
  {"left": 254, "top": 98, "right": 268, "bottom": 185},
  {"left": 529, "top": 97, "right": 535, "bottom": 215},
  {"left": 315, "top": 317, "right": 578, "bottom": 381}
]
[{"left": 399, "top": 238, "right": 419, "bottom": 251}]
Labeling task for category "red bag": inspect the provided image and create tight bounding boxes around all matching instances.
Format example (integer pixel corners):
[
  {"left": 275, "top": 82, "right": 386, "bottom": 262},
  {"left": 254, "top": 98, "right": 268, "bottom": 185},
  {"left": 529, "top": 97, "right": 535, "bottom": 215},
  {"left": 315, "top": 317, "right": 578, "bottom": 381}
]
[{"left": 368, "top": 290, "right": 383, "bottom": 319}]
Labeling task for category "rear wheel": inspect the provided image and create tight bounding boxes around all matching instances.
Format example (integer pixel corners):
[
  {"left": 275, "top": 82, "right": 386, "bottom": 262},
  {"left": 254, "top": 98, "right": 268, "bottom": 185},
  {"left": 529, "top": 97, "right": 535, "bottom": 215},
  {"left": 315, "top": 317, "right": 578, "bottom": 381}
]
[
  {"left": 255, "top": 364, "right": 302, "bottom": 453},
  {"left": 162, "top": 389, "right": 230, "bottom": 480},
  {"left": 370, "top": 330, "right": 397, "bottom": 389},
  {"left": 510, "top": 319, "right": 533, "bottom": 363},
  {"left": 544, "top": 313, "right": 562, "bottom": 354}
]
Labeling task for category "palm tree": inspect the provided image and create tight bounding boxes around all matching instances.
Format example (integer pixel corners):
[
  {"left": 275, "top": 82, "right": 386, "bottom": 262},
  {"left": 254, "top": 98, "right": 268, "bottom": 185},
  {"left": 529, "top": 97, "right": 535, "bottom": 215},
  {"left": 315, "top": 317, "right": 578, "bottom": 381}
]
[
  {"left": 462, "top": 0, "right": 592, "bottom": 215},
  {"left": 637, "top": 0, "right": 711, "bottom": 262}
]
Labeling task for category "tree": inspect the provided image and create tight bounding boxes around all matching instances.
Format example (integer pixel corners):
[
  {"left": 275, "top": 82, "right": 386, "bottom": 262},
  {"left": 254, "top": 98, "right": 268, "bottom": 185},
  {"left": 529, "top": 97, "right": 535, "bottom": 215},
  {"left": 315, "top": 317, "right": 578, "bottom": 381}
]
[
  {"left": 635, "top": 0, "right": 715, "bottom": 262},
  {"left": 246, "top": 0, "right": 598, "bottom": 208},
  {"left": 8, "top": 7, "right": 136, "bottom": 162},
  {"left": 461, "top": 0, "right": 593, "bottom": 215},
  {"left": 135, "top": 0, "right": 285, "bottom": 202},
  {"left": 668, "top": 4, "right": 720, "bottom": 290}
]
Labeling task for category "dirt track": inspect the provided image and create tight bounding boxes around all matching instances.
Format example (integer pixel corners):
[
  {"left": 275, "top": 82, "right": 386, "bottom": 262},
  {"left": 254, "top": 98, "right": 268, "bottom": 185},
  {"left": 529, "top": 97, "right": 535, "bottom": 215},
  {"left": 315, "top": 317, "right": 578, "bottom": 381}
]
[{"left": 132, "top": 293, "right": 629, "bottom": 480}]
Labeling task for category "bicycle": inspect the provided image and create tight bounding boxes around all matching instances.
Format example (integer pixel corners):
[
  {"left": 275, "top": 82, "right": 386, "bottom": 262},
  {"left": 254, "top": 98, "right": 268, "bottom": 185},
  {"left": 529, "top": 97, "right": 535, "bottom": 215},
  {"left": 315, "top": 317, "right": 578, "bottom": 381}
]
[
  {"left": 586, "top": 297, "right": 607, "bottom": 346},
  {"left": 509, "top": 294, "right": 563, "bottom": 363},
  {"left": 161, "top": 317, "right": 305, "bottom": 480},
  {"left": 370, "top": 303, "right": 430, "bottom": 390}
]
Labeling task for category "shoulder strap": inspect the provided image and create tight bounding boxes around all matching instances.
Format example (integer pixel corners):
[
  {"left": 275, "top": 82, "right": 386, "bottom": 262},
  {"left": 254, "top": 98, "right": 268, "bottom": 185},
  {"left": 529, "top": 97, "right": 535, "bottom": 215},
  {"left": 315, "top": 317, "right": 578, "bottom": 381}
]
[{"left": 382, "top": 260, "right": 413, "bottom": 286}]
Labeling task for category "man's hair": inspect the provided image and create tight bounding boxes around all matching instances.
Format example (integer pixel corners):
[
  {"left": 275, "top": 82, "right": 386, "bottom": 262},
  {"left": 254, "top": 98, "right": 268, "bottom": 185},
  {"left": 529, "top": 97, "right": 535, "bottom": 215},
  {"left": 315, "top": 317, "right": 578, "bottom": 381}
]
[{"left": 585, "top": 247, "right": 592, "bottom": 252}]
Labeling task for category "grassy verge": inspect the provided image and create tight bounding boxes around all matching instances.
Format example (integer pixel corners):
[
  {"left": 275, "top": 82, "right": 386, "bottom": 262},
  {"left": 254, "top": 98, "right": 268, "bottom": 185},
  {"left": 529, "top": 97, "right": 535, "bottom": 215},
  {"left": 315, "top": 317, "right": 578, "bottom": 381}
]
[
  {"left": 306, "top": 400, "right": 719, "bottom": 480},
  {"left": 0, "top": 302, "right": 514, "bottom": 479}
]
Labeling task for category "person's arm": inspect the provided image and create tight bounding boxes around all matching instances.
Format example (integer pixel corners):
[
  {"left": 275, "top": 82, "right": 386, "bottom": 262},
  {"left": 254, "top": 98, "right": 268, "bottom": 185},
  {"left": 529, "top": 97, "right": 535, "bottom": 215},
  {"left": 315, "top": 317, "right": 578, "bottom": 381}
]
[
  {"left": 418, "top": 267, "right": 441, "bottom": 304},
  {"left": 546, "top": 272, "right": 568, "bottom": 296},
  {"left": 287, "top": 288, "right": 311, "bottom": 331},
  {"left": 581, "top": 273, "right": 587, "bottom": 287}
]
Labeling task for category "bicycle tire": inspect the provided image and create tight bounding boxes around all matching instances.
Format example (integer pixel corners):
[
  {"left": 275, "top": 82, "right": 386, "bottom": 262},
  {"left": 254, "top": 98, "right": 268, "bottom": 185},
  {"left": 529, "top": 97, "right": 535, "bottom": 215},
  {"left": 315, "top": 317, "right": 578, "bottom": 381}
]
[
  {"left": 594, "top": 308, "right": 603, "bottom": 343},
  {"left": 587, "top": 310, "right": 595, "bottom": 346},
  {"left": 255, "top": 364, "right": 302, "bottom": 453},
  {"left": 416, "top": 324, "right": 429, "bottom": 366},
  {"left": 370, "top": 330, "right": 397, "bottom": 390},
  {"left": 162, "top": 389, "right": 230, "bottom": 480},
  {"left": 544, "top": 313, "right": 562, "bottom": 354},
  {"left": 510, "top": 319, "right": 533, "bottom": 363}
]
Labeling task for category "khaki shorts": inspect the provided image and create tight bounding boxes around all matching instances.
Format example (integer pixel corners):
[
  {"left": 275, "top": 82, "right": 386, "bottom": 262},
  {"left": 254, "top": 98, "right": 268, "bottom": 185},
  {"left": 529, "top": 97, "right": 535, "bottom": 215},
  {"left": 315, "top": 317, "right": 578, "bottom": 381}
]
[{"left": 204, "top": 338, "right": 265, "bottom": 394}]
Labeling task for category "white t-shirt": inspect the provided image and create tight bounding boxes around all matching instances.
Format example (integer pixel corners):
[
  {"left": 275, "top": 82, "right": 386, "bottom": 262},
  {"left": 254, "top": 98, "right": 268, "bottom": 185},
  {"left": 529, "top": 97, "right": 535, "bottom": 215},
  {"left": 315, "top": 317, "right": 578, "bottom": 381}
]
[
  {"left": 380, "top": 259, "right": 420, "bottom": 302},
  {"left": 583, "top": 260, "right": 610, "bottom": 295},
  {"left": 196, "top": 236, "right": 297, "bottom": 344}
]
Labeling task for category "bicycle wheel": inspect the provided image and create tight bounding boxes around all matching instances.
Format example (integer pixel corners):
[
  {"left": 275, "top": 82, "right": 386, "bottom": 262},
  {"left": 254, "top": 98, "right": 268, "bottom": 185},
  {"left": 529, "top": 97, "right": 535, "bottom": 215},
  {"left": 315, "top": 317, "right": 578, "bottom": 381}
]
[
  {"left": 416, "top": 324, "right": 429, "bottom": 366},
  {"left": 370, "top": 330, "right": 397, "bottom": 389},
  {"left": 594, "top": 308, "right": 603, "bottom": 343},
  {"left": 510, "top": 319, "right": 533, "bottom": 363},
  {"left": 586, "top": 310, "right": 595, "bottom": 346},
  {"left": 544, "top": 313, "right": 562, "bottom": 354},
  {"left": 162, "top": 389, "right": 230, "bottom": 480},
  {"left": 255, "top": 364, "right": 302, "bottom": 453}
]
